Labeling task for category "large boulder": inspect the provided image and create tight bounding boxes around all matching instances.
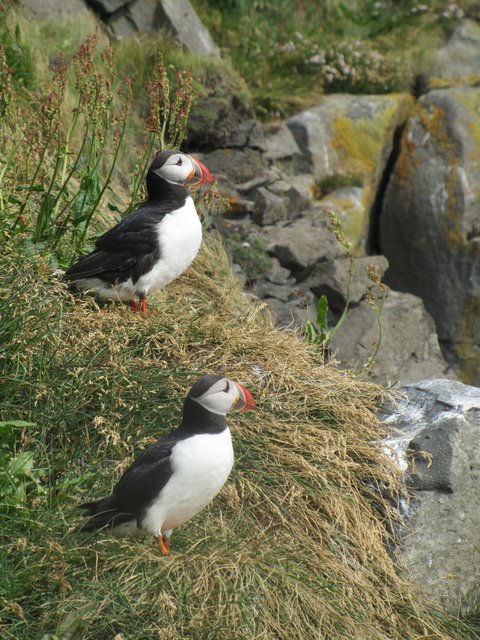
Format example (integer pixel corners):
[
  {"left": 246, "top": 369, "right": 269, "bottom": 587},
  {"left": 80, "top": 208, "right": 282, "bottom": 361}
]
[
  {"left": 379, "top": 87, "right": 480, "bottom": 383},
  {"left": 430, "top": 20, "right": 480, "bottom": 86},
  {"left": 286, "top": 94, "right": 413, "bottom": 252},
  {"left": 90, "top": 0, "right": 220, "bottom": 57},
  {"left": 383, "top": 379, "right": 480, "bottom": 613},
  {"left": 330, "top": 290, "right": 454, "bottom": 385}
]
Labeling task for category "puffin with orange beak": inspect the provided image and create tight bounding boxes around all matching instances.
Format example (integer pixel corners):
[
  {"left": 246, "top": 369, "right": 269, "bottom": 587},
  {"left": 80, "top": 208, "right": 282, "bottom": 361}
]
[
  {"left": 66, "top": 151, "right": 214, "bottom": 314},
  {"left": 79, "top": 375, "right": 255, "bottom": 555}
]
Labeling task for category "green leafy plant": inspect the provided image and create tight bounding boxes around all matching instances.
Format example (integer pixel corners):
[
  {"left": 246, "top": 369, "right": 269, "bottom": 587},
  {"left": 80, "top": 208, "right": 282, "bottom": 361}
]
[
  {"left": 0, "top": 20, "right": 195, "bottom": 266},
  {"left": 304, "top": 206, "right": 388, "bottom": 373},
  {"left": 0, "top": 420, "right": 44, "bottom": 511}
]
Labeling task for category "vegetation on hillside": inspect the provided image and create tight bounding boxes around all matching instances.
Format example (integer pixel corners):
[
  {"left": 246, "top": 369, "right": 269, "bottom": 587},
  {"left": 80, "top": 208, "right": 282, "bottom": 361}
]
[
  {"left": 1, "top": 1, "right": 480, "bottom": 638},
  {"left": 193, "top": 0, "right": 477, "bottom": 117}
]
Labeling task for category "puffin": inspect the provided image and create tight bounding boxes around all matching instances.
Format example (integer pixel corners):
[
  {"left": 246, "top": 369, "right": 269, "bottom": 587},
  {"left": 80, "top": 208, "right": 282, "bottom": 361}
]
[
  {"left": 79, "top": 375, "right": 255, "bottom": 555},
  {"left": 66, "top": 150, "right": 214, "bottom": 314}
]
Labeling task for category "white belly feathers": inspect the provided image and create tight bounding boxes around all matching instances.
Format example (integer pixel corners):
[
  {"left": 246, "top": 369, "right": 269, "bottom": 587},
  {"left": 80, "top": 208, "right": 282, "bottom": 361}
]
[
  {"left": 140, "top": 429, "right": 234, "bottom": 537},
  {"left": 134, "top": 196, "right": 202, "bottom": 295}
]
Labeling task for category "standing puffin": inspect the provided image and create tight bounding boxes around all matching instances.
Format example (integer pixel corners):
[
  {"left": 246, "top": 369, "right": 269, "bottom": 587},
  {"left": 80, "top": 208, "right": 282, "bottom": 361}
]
[
  {"left": 66, "top": 151, "right": 214, "bottom": 314},
  {"left": 79, "top": 375, "right": 255, "bottom": 554}
]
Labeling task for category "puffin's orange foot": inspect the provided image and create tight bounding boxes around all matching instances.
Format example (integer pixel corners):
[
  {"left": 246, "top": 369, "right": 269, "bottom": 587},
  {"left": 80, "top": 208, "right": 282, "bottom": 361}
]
[
  {"left": 140, "top": 297, "right": 148, "bottom": 315},
  {"left": 158, "top": 535, "right": 170, "bottom": 556},
  {"left": 130, "top": 300, "right": 138, "bottom": 313}
]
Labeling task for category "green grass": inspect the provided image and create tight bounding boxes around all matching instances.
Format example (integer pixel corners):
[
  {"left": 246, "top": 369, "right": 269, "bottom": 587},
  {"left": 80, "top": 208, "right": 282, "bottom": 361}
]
[
  {"left": 192, "top": 0, "right": 467, "bottom": 118},
  {"left": 1, "top": 2, "right": 480, "bottom": 637},
  {"left": 1, "top": 242, "right": 479, "bottom": 639}
]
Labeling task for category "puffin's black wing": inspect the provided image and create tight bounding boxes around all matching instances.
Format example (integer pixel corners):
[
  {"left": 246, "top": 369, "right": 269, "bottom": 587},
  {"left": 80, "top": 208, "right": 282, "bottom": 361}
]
[
  {"left": 79, "top": 434, "right": 177, "bottom": 531},
  {"left": 66, "top": 203, "right": 170, "bottom": 283}
]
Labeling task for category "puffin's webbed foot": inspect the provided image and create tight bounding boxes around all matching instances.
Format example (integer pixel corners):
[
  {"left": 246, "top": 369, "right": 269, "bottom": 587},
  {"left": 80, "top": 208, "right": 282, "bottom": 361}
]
[{"left": 157, "top": 534, "right": 170, "bottom": 555}]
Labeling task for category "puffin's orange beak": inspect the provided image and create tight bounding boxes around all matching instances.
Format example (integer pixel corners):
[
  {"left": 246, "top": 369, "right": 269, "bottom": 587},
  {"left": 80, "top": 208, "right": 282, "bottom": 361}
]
[
  {"left": 187, "top": 157, "right": 214, "bottom": 186},
  {"left": 234, "top": 383, "right": 256, "bottom": 412}
]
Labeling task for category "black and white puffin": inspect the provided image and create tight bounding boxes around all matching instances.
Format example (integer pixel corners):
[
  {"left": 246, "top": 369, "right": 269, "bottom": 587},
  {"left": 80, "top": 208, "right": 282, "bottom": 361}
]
[
  {"left": 66, "top": 150, "right": 214, "bottom": 314},
  {"left": 79, "top": 375, "right": 255, "bottom": 554}
]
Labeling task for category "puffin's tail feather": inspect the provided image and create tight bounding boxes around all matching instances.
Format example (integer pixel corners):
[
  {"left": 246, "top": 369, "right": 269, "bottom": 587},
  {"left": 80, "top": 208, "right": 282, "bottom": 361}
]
[{"left": 78, "top": 497, "right": 135, "bottom": 532}]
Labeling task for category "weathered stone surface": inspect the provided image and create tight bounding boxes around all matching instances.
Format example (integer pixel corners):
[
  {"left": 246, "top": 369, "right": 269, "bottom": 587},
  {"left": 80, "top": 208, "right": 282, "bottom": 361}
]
[
  {"left": 379, "top": 87, "right": 480, "bottom": 383},
  {"left": 200, "top": 149, "right": 265, "bottom": 185},
  {"left": 264, "top": 123, "right": 302, "bottom": 161},
  {"left": 383, "top": 379, "right": 480, "bottom": 613},
  {"left": 157, "top": 0, "right": 220, "bottom": 57},
  {"left": 87, "top": 0, "right": 125, "bottom": 14},
  {"left": 331, "top": 290, "right": 455, "bottom": 385},
  {"left": 262, "top": 294, "right": 318, "bottom": 331},
  {"left": 430, "top": 20, "right": 480, "bottom": 85},
  {"left": 21, "top": 0, "right": 90, "bottom": 19},
  {"left": 252, "top": 180, "right": 306, "bottom": 225},
  {"left": 259, "top": 207, "right": 343, "bottom": 275},
  {"left": 306, "top": 255, "right": 389, "bottom": 310},
  {"left": 287, "top": 94, "right": 413, "bottom": 251},
  {"left": 226, "top": 119, "right": 267, "bottom": 151},
  {"left": 318, "top": 186, "right": 367, "bottom": 254}
]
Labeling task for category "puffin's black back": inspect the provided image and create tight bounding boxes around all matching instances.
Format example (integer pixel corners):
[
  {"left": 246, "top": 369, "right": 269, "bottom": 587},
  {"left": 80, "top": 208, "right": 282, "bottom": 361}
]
[{"left": 66, "top": 151, "right": 189, "bottom": 285}]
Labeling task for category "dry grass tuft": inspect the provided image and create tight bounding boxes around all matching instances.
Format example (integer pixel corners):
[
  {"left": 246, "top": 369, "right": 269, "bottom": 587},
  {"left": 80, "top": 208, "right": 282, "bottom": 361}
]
[{"left": 0, "top": 239, "right": 473, "bottom": 639}]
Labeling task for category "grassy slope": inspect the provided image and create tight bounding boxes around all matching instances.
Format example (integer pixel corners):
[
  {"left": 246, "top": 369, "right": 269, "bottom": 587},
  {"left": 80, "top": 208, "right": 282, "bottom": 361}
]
[
  {"left": 1, "top": 2, "right": 479, "bottom": 639},
  {"left": 1, "top": 242, "right": 477, "bottom": 639}
]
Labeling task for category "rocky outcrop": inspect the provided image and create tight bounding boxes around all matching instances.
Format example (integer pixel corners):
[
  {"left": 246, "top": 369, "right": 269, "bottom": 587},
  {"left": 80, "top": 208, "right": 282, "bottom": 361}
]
[
  {"left": 383, "top": 379, "right": 480, "bottom": 613},
  {"left": 379, "top": 86, "right": 480, "bottom": 384},
  {"left": 286, "top": 94, "right": 413, "bottom": 253},
  {"left": 430, "top": 20, "right": 480, "bottom": 85}
]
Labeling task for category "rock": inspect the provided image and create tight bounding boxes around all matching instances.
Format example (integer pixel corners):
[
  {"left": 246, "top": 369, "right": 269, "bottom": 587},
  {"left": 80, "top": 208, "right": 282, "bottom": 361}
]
[
  {"left": 20, "top": 0, "right": 90, "bottom": 19},
  {"left": 252, "top": 180, "right": 306, "bottom": 225},
  {"left": 259, "top": 207, "right": 344, "bottom": 275},
  {"left": 430, "top": 20, "right": 480, "bottom": 85},
  {"left": 318, "top": 186, "right": 367, "bottom": 254},
  {"left": 379, "top": 87, "right": 480, "bottom": 383},
  {"left": 262, "top": 293, "right": 318, "bottom": 331},
  {"left": 288, "top": 173, "right": 315, "bottom": 202},
  {"left": 87, "top": 0, "right": 124, "bottom": 14},
  {"left": 264, "top": 123, "right": 302, "bottom": 161},
  {"left": 330, "top": 290, "right": 455, "bottom": 385},
  {"left": 157, "top": 0, "right": 220, "bottom": 57},
  {"left": 287, "top": 94, "right": 413, "bottom": 251},
  {"left": 383, "top": 379, "right": 480, "bottom": 613},
  {"left": 226, "top": 119, "right": 267, "bottom": 151},
  {"left": 305, "top": 255, "right": 389, "bottom": 310},
  {"left": 252, "top": 187, "right": 290, "bottom": 225},
  {"left": 200, "top": 148, "right": 264, "bottom": 185}
]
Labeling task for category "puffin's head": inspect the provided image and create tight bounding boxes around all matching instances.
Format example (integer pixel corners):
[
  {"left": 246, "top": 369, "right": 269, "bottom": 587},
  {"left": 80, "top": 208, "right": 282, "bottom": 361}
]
[
  {"left": 148, "top": 150, "right": 214, "bottom": 187},
  {"left": 188, "top": 375, "right": 255, "bottom": 416}
]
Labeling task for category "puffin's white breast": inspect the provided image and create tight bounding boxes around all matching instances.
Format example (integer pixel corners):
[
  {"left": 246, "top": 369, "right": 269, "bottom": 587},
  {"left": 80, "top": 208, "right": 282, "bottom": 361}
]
[
  {"left": 134, "top": 196, "right": 202, "bottom": 295},
  {"left": 140, "top": 428, "right": 234, "bottom": 536}
]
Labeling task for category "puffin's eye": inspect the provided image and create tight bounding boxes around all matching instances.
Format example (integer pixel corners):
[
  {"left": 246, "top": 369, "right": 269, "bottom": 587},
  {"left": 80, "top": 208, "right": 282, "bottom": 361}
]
[
  {"left": 175, "top": 157, "right": 183, "bottom": 166},
  {"left": 223, "top": 381, "right": 230, "bottom": 393}
]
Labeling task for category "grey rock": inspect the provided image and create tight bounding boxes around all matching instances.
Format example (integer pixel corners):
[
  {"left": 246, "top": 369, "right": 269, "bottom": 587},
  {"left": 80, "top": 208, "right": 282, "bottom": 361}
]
[
  {"left": 263, "top": 257, "right": 293, "bottom": 286},
  {"left": 87, "top": 0, "right": 125, "bottom": 14},
  {"left": 286, "top": 94, "right": 413, "bottom": 251},
  {"left": 306, "top": 255, "right": 389, "bottom": 310},
  {"left": 227, "top": 119, "right": 267, "bottom": 151},
  {"left": 201, "top": 149, "right": 265, "bottom": 185},
  {"left": 379, "top": 87, "right": 480, "bottom": 383},
  {"left": 251, "top": 281, "right": 294, "bottom": 303},
  {"left": 252, "top": 187, "right": 290, "bottom": 225},
  {"left": 330, "top": 290, "right": 455, "bottom": 386},
  {"left": 264, "top": 123, "right": 303, "bottom": 161},
  {"left": 288, "top": 173, "right": 315, "bottom": 202},
  {"left": 262, "top": 295, "right": 317, "bottom": 331},
  {"left": 236, "top": 170, "right": 279, "bottom": 194},
  {"left": 430, "top": 20, "right": 480, "bottom": 85},
  {"left": 259, "top": 208, "right": 343, "bottom": 274},
  {"left": 252, "top": 179, "right": 306, "bottom": 225},
  {"left": 156, "top": 0, "right": 220, "bottom": 57},
  {"left": 21, "top": 0, "right": 90, "bottom": 19},
  {"left": 383, "top": 379, "right": 480, "bottom": 613}
]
